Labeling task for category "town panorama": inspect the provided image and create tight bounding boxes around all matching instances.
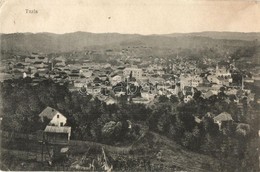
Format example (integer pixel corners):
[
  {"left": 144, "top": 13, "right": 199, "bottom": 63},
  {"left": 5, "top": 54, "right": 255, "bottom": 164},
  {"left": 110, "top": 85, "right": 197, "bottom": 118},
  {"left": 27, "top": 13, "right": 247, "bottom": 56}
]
[{"left": 0, "top": 31, "right": 259, "bottom": 171}]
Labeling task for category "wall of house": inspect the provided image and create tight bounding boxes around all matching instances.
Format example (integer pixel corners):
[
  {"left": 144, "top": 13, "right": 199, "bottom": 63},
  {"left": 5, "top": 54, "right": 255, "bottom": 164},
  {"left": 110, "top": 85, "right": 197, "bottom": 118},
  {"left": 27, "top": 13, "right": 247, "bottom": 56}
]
[
  {"left": 50, "top": 113, "right": 67, "bottom": 127},
  {"left": 123, "top": 68, "right": 143, "bottom": 79},
  {"left": 44, "top": 132, "right": 69, "bottom": 143},
  {"left": 216, "top": 68, "right": 231, "bottom": 77},
  {"left": 25, "top": 56, "right": 48, "bottom": 64}
]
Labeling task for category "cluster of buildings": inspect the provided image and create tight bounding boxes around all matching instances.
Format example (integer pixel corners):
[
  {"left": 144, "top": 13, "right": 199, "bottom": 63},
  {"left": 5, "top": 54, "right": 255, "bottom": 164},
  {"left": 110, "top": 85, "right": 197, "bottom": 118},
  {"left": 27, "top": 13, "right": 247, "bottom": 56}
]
[
  {"left": 1, "top": 52, "right": 49, "bottom": 80},
  {"left": 0, "top": 51, "right": 258, "bottom": 107}
]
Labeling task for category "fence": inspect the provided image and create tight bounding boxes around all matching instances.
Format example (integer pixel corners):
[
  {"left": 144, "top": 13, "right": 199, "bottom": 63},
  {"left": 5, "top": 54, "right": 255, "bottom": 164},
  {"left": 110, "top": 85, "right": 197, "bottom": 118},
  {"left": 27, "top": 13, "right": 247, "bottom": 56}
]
[
  {"left": 1, "top": 130, "right": 133, "bottom": 155},
  {"left": 1, "top": 130, "right": 38, "bottom": 140}
]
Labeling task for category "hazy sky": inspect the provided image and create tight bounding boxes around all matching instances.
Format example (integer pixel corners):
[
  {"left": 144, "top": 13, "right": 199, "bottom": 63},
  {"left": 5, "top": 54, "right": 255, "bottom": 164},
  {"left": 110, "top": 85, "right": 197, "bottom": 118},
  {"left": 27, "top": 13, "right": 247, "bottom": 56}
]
[{"left": 0, "top": 0, "right": 259, "bottom": 34}]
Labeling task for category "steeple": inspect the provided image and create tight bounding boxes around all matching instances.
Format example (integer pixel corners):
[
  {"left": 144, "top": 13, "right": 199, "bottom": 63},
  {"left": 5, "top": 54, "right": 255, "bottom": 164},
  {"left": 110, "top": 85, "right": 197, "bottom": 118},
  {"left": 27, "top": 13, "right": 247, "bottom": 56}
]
[{"left": 241, "top": 75, "right": 244, "bottom": 90}]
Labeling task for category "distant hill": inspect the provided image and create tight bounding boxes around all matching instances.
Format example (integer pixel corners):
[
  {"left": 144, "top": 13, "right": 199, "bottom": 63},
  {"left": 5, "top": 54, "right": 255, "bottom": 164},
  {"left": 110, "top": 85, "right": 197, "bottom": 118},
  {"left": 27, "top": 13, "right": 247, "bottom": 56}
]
[
  {"left": 0, "top": 31, "right": 259, "bottom": 54},
  {"left": 164, "top": 31, "right": 260, "bottom": 41}
]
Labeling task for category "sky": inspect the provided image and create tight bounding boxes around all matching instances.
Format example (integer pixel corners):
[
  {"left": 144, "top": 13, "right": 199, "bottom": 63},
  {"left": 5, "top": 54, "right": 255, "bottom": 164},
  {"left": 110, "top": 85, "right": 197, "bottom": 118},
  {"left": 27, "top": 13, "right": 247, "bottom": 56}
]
[{"left": 0, "top": 0, "right": 259, "bottom": 34}]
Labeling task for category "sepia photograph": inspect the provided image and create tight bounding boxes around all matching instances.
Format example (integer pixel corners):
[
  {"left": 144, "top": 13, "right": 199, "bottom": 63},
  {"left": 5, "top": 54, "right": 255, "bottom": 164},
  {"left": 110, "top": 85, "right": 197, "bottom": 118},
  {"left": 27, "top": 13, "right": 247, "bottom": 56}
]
[{"left": 0, "top": 0, "right": 259, "bottom": 171}]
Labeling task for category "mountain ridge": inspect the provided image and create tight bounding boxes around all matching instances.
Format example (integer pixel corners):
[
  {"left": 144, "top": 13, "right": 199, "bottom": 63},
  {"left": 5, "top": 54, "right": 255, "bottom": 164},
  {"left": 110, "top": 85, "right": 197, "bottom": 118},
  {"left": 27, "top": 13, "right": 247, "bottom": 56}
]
[{"left": 1, "top": 31, "right": 259, "bottom": 54}]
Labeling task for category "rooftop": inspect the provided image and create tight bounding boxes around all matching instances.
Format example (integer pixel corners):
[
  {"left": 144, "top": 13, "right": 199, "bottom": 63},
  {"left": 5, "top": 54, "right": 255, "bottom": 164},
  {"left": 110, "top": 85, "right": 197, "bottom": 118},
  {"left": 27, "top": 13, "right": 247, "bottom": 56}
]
[
  {"left": 213, "top": 112, "right": 233, "bottom": 122},
  {"left": 44, "top": 126, "right": 71, "bottom": 134},
  {"left": 39, "top": 106, "right": 62, "bottom": 120}
]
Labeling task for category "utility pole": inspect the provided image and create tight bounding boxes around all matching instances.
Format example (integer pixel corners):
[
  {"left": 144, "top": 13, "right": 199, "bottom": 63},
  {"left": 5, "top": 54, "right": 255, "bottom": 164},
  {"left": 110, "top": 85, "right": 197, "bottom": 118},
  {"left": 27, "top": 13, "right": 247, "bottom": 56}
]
[{"left": 41, "top": 141, "right": 44, "bottom": 163}]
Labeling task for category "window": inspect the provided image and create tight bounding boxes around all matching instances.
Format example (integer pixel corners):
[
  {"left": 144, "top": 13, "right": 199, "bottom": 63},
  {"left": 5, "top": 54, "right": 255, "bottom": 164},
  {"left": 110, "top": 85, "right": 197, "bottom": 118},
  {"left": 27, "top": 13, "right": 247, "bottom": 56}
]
[
  {"left": 60, "top": 122, "right": 63, "bottom": 126},
  {"left": 57, "top": 115, "right": 59, "bottom": 118}
]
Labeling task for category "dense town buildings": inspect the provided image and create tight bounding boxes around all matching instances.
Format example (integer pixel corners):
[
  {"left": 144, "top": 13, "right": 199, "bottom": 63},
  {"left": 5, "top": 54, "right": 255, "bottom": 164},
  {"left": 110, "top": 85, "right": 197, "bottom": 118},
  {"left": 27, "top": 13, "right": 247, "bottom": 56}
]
[{"left": 0, "top": 50, "right": 258, "bottom": 107}]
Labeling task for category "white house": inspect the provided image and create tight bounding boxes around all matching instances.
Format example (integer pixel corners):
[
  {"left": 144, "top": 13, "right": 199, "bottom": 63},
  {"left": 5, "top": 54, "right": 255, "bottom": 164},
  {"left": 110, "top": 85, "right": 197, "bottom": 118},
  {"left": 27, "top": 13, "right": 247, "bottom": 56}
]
[
  {"left": 180, "top": 74, "right": 203, "bottom": 90},
  {"left": 123, "top": 68, "right": 143, "bottom": 79},
  {"left": 141, "top": 91, "right": 155, "bottom": 101},
  {"left": 132, "top": 97, "right": 150, "bottom": 104},
  {"left": 39, "top": 107, "right": 67, "bottom": 127},
  {"left": 105, "top": 97, "right": 116, "bottom": 105},
  {"left": 49, "top": 113, "right": 67, "bottom": 127},
  {"left": 74, "top": 80, "right": 86, "bottom": 88},
  {"left": 216, "top": 65, "right": 231, "bottom": 77},
  {"left": 207, "top": 75, "right": 219, "bottom": 84},
  {"left": 191, "top": 75, "right": 203, "bottom": 87},
  {"left": 55, "top": 61, "right": 66, "bottom": 67},
  {"left": 68, "top": 74, "right": 80, "bottom": 81},
  {"left": 111, "top": 75, "right": 122, "bottom": 86},
  {"left": 23, "top": 72, "right": 27, "bottom": 78},
  {"left": 33, "top": 61, "right": 47, "bottom": 69},
  {"left": 82, "top": 71, "right": 93, "bottom": 78},
  {"left": 213, "top": 112, "right": 233, "bottom": 130}
]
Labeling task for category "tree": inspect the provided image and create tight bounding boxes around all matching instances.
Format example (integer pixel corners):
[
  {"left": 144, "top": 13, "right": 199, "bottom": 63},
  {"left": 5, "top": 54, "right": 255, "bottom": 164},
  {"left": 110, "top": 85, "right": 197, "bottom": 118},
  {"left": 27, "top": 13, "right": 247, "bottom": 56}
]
[
  {"left": 193, "top": 91, "right": 202, "bottom": 101},
  {"left": 157, "top": 113, "right": 171, "bottom": 133},
  {"left": 34, "top": 73, "right": 40, "bottom": 77},
  {"left": 170, "top": 95, "right": 179, "bottom": 104},
  {"left": 242, "top": 97, "right": 248, "bottom": 116},
  {"left": 177, "top": 102, "right": 196, "bottom": 132},
  {"left": 191, "top": 126, "right": 202, "bottom": 149},
  {"left": 28, "top": 67, "right": 32, "bottom": 74},
  {"left": 220, "top": 87, "right": 225, "bottom": 93},
  {"left": 177, "top": 91, "right": 184, "bottom": 101},
  {"left": 218, "top": 91, "right": 227, "bottom": 101},
  {"left": 158, "top": 95, "right": 169, "bottom": 103},
  {"left": 201, "top": 133, "right": 217, "bottom": 155},
  {"left": 202, "top": 116, "right": 219, "bottom": 136},
  {"left": 102, "top": 121, "right": 123, "bottom": 143},
  {"left": 90, "top": 118, "right": 103, "bottom": 141},
  {"left": 236, "top": 123, "right": 250, "bottom": 137},
  {"left": 93, "top": 77, "right": 101, "bottom": 84},
  {"left": 181, "top": 132, "right": 193, "bottom": 148},
  {"left": 28, "top": 94, "right": 43, "bottom": 112},
  {"left": 2, "top": 113, "right": 23, "bottom": 133}
]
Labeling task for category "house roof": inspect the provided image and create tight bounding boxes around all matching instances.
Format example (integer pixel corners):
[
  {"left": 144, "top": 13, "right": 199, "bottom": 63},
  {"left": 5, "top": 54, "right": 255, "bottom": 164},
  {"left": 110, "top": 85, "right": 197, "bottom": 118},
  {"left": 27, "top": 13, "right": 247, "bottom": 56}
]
[
  {"left": 39, "top": 106, "right": 61, "bottom": 120},
  {"left": 213, "top": 112, "right": 233, "bottom": 122},
  {"left": 132, "top": 97, "right": 149, "bottom": 101},
  {"left": 204, "top": 90, "right": 214, "bottom": 99},
  {"left": 44, "top": 126, "right": 71, "bottom": 134},
  {"left": 69, "top": 74, "right": 80, "bottom": 77},
  {"left": 105, "top": 98, "right": 116, "bottom": 105},
  {"left": 38, "top": 56, "right": 46, "bottom": 59},
  {"left": 149, "top": 77, "right": 165, "bottom": 84},
  {"left": 217, "top": 76, "right": 230, "bottom": 81},
  {"left": 34, "top": 61, "right": 43, "bottom": 65},
  {"left": 248, "top": 93, "right": 255, "bottom": 99},
  {"left": 27, "top": 56, "right": 36, "bottom": 59},
  {"left": 195, "top": 116, "right": 202, "bottom": 123}
]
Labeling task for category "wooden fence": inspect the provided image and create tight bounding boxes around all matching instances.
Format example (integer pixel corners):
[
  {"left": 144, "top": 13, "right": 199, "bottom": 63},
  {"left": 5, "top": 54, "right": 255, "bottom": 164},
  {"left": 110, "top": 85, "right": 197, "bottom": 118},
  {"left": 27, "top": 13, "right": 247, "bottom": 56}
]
[{"left": 1, "top": 130, "right": 133, "bottom": 155}]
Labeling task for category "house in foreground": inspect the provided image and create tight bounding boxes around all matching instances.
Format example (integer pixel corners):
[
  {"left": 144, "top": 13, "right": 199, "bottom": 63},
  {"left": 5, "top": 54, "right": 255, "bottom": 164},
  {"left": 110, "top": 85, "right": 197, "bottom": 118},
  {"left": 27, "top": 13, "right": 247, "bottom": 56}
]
[
  {"left": 39, "top": 107, "right": 71, "bottom": 143},
  {"left": 39, "top": 106, "right": 67, "bottom": 127}
]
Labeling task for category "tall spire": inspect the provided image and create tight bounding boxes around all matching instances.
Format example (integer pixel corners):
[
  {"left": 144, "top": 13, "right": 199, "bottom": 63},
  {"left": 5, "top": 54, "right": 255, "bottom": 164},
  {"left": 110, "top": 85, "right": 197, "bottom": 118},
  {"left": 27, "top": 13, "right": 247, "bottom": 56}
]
[{"left": 241, "top": 75, "right": 244, "bottom": 90}]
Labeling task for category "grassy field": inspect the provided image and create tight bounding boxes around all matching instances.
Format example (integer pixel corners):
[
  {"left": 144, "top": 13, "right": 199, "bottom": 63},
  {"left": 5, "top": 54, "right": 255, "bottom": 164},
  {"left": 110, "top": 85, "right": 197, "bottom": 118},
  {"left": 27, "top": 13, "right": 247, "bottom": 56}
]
[{"left": 0, "top": 130, "right": 229, "bottom": 171}]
